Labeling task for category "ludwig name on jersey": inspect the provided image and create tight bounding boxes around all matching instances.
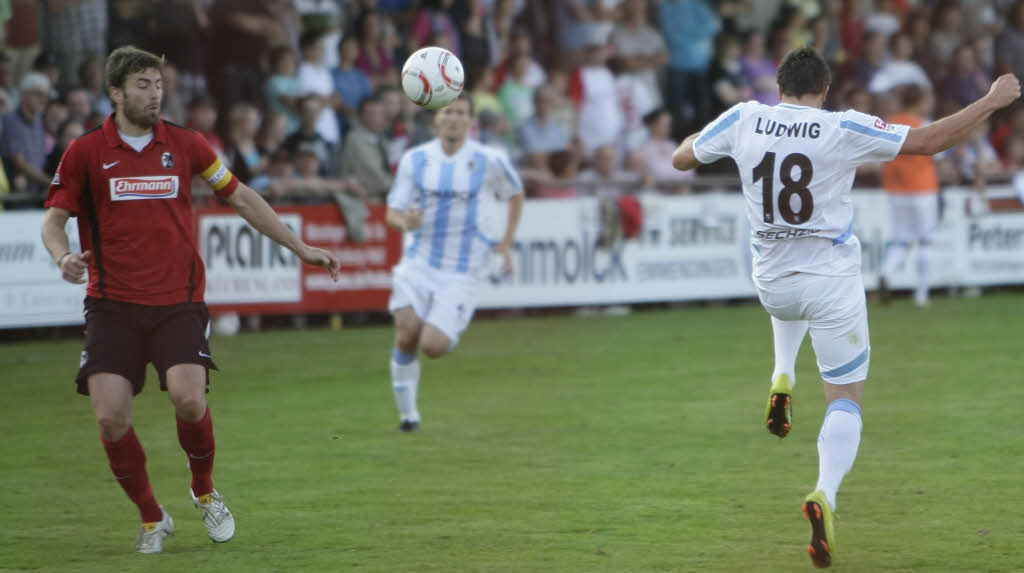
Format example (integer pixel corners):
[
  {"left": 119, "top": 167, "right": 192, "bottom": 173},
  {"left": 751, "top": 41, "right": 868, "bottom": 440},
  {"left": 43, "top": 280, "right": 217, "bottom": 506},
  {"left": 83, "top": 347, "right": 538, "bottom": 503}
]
[
  {"left": 388, "top": 139, "right": 523, "bottom": 275},
  {"left": 694, "top": 101, "right": 910, "bottom": 284}
]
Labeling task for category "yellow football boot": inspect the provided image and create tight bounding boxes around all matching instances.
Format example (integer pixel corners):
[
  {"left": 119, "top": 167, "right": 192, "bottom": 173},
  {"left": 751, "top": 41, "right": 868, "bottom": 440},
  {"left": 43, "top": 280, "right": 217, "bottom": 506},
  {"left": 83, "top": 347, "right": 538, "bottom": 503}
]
[
  {"left": 802, "top": 490, "right": 836, "bottom": 568},
  {"left": 765, "top": 374, "right": 794, "bottom": 437}
]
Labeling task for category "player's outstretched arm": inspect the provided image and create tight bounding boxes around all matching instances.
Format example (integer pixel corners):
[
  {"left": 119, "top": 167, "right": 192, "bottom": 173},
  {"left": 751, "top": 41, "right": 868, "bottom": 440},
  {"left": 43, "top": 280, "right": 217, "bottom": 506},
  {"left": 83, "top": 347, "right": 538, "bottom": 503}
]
[
  {"left": 41, "top": 207, "right": 92, "bottom": 284},
  {"left": 224, "top": 184, "right": 340, "bottom": 280},
  {"left": 671, "top": 131, "right": 703, "bottom": 172},
  {"left": 385, "top": 207, "right": 423, "bottom": 232},
  {"left": 901, "top": 73, "right": 1021, "bottom": 155}
]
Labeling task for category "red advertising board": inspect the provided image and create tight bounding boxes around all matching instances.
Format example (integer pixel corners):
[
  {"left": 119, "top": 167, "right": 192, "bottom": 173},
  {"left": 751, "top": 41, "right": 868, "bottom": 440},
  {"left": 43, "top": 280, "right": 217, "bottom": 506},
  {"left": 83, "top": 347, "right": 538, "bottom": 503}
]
[{"left": 195, "top": 204, "right": 402, "bottom": 314}]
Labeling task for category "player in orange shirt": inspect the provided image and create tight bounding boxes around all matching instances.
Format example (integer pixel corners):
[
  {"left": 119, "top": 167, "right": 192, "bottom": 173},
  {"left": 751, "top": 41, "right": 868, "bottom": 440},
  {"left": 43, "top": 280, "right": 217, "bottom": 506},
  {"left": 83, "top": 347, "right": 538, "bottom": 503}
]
[{"left": 879, "top": 84, "right": 940, "bottom": 306}]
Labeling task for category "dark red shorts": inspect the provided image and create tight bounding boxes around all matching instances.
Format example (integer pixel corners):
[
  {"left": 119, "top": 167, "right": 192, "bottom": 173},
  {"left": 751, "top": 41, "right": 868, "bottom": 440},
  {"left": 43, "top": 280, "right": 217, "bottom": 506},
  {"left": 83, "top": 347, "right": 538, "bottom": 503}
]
[{"left": 75, "top": 297, "right": 218, "bottom": 396}]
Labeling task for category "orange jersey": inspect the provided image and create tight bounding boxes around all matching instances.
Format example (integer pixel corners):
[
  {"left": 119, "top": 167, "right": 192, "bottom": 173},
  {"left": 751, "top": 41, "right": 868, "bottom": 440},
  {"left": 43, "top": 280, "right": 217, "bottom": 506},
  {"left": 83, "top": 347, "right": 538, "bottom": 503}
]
[{"left": 881, "top": 113, "right": 939, "bottom": 194}]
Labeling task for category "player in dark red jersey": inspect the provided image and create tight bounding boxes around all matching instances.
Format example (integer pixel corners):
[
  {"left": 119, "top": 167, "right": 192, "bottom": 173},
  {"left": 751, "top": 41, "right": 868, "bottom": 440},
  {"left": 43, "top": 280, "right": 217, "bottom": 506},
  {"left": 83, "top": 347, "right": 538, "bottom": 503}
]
[{"left": 40, "top": 46, "right": 341, "bottom": 554}]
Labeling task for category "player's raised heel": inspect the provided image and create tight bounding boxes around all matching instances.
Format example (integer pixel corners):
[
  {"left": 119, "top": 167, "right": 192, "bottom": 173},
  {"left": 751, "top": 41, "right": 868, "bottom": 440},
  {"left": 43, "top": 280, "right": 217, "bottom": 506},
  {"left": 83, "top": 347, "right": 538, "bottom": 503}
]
[
  {"left": 765, "top": 374, "right": 794, "bottom": 437},
  {"left": 135, "top": 508, "right": 174, "bottom": 554},
  {"left": 190, "top": 489, "right": 235, "bottom": 543},
  {"left": 399, "top": 419, "right": 420, "bottom": 432},
  {"left": 803, "top": 490, "right": 836, "bottom": 568}
]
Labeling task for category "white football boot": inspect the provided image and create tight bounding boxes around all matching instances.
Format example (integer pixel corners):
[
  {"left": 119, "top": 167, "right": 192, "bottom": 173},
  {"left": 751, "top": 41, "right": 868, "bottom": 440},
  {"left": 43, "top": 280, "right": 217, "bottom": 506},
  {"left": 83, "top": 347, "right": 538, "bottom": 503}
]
[
  {"left": 190, "top": 489, "right": 235, "bottom": 542},
  {"left": 135, "top": 507, "right": 174, "bottom": 554}
]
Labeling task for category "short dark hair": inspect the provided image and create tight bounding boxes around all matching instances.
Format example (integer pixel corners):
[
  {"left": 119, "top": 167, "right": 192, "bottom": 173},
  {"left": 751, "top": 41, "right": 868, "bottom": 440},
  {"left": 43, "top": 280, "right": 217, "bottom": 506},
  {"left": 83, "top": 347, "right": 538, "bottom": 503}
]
[
  {"left": 901, "top": 84, "right": 927, "bottom": 109},
  {"left": 300, "top": 29, "right": 325, "bottom": 52},
  {"left": 435, "top": 92, "right": 474, "bottom": 116},
  {"left": 453, "top": 92, "right": 474, "bottom": 116},
  {"left": 642, "top": 107, "right": 669, "bottom": 127},
  {"left": 776, "top": 47, "right": 831, "bottom": 98},
  {"left": 357, "top": 93, "right": 382, "bottom": 116},
  {"left": 354, "top": 10, "right": 378, "bottom": 43},
  {"left": 106, "top": 46, "right": 163, "bottom": 90},
  {"left": 269, "top": 45, "right": 295, "bottom": 69}
]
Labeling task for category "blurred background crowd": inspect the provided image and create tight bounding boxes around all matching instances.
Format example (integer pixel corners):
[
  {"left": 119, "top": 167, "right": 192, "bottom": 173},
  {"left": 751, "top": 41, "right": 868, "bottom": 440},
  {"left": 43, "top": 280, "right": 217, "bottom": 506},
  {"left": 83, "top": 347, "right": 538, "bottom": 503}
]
[{"left": 0, "top": 0, "right": 1022, "bottom": 210}]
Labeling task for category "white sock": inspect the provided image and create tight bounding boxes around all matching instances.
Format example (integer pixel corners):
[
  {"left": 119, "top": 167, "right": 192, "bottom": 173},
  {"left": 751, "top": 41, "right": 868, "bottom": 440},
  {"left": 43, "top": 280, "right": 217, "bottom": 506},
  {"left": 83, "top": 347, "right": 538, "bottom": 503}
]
[
  {"left": 390, "top": 348, "right": 420, "bottom": 422},
  {"left": 815, "top": 399, "right": 863, "bottom": 509},
  {"left": 914, "top": 241, "right": 931, "bottom": 305},
  {"left": 771, "top": 317, "right": 808, "bottom": 386}
]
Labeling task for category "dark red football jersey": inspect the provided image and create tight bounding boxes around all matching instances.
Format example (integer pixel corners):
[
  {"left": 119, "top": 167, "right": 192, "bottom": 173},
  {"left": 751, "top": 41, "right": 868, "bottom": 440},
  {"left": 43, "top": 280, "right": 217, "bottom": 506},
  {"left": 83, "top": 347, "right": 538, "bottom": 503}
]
[{"left": 45, "top": 116, "right": 239, "bottom": 305}]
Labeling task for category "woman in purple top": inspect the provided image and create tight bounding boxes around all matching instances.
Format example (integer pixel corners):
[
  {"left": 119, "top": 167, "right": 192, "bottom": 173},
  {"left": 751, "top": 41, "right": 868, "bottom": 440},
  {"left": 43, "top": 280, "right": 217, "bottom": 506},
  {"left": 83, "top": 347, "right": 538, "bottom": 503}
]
[
  {"left": 409, "top": 0, "right": 461, "bottom": 57},
  {"left": 354, "top": 10, "right": 398, "bottom": 88},
  {"left": 740, "top": 31, "right": 779, "bottom": 105},
  {"left": 940, "top": 44, "right": 990, "bottom": 108}
]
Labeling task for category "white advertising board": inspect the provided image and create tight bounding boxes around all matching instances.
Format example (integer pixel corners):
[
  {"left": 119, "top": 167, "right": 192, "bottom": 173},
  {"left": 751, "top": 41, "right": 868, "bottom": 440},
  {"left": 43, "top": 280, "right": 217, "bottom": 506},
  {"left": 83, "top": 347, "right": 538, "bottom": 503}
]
[
  {"left": 476, "top": 194, "right": 757, "bottom": 308},
  {"left": 478, "top": 189, "right": 1024, "bottom": 308},
  {"left": 198, "top": 213, "right": 303, "bottom": 304},
  {"left": 2, "top": 189, "right": 1022, "bottom": 328},
  {"left": 0, "top": 212, "right": 86, "bottom": 328}
]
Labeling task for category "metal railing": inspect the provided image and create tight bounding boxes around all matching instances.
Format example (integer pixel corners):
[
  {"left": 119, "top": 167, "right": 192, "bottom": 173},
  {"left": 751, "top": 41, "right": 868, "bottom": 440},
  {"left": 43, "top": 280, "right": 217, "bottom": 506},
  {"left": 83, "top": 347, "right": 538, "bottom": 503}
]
[{"left": 3, "top": 173, "right": 1016, "bottom": 207}]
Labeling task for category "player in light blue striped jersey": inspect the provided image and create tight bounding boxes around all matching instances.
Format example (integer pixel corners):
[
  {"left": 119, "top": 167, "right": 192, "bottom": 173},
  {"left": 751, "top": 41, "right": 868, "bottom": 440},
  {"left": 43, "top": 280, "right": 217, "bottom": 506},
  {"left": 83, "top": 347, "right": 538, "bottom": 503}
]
[
  {"left": 673, "top": 47, "right": 1020, "bottom": 568},
  {"left": 385, "top": 94, "right": 524, "bottom": 432}
]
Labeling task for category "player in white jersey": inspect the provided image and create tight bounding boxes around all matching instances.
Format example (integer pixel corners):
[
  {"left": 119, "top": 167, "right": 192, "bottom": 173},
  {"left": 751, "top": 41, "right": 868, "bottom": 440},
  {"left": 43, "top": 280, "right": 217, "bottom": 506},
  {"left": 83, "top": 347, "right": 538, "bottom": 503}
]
[
  {"left": 672, "top": 47, "right": 1020, "bottom": 568},
  {"left": 385, "top": 94, "right": 524, "bottom": 432}
]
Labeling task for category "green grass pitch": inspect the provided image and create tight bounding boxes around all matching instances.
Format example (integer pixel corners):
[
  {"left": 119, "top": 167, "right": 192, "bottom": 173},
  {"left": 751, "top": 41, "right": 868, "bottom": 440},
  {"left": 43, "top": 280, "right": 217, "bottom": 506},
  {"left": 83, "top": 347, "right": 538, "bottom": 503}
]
[{"left": 1, "top": 294, "right": 1022, "bottom": 572}]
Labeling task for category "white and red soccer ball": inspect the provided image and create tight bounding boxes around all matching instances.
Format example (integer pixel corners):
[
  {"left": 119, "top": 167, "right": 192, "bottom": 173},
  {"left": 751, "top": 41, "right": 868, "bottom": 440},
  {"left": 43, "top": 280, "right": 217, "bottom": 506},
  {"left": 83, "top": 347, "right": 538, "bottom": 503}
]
[{"left": 401, "top": 47, "right": 465, "bottom": 111}]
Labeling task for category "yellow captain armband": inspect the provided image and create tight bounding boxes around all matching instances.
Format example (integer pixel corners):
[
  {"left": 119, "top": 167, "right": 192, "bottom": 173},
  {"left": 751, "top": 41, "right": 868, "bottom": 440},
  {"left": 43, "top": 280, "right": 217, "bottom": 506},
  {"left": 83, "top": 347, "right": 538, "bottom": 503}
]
[{"left": 200, "top": 158, "right": 235, "bottom": 191}]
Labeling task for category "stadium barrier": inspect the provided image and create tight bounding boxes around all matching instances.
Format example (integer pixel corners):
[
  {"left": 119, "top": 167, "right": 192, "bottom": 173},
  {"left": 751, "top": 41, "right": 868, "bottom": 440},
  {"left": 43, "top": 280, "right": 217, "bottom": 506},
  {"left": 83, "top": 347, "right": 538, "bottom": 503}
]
[
  {"left": 197, "top": 204, "right": 401, "bottom": 314},
  {"left": 2, "top": 188, "right": 1023, "bottom": 329},
  {"left": 0, "top": 211, "right": 85, "bottom": 328},
  {"left": 478, "top": 188, "right": 1024, "bottom": 308},
  {"left": 0, "top": 204, "right": 402, "bottom": 329}
]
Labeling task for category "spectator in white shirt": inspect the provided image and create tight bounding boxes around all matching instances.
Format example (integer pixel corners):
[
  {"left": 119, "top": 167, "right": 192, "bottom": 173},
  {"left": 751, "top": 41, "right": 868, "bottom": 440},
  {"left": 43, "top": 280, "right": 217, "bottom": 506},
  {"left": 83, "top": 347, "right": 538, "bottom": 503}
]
[
  {"left": 864, "top": 0, "right": 902, "bottom": 39},
  {"left": 297, "top": 29, "right": 341, "bottom": 145},
  {"left": 294, "top": 0, "right": 342, "bottom": 67},
  {"left": 868, "top": 33, "right": 932, "bottom": 94},
  {"left": 568, "top": 33, "right": 623, "bottom": 158},
  {"left": 611, "top": 0, "right": 668, "bottom": 112},
  {"left": 493, "top": 29, "right": 547, "bottom": 91}
]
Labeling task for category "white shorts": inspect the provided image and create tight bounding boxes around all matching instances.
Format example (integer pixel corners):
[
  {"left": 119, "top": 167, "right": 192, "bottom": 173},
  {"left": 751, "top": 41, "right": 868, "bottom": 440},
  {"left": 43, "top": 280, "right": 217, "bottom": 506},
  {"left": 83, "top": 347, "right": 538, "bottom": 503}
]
[
  {"left": 889, "top": 193, "right": 939, "bottom": 244},
  {"left": 758, "top": 273, "right": 870, "bottom": 385},
  {"left": 388, "top": 262, "right": 478, "bottom": 348}
]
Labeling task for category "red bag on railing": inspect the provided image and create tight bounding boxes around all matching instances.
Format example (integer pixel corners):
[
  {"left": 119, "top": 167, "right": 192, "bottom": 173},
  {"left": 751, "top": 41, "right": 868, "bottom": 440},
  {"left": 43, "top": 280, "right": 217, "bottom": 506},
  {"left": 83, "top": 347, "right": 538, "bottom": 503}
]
[{"left": 617, "top": 195, "right": 643, "bottom": 239}]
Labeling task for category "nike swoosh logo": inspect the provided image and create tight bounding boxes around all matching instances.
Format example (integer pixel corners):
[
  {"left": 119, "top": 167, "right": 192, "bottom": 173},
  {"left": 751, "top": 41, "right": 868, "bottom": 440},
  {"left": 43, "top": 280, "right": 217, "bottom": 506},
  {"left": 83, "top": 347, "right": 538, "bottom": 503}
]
[
  {"left": 103, "top": 161, "right": 120, "bottom": 170},
  {"left": 199, "top": 351, "right": 211, "bottom": 358}
]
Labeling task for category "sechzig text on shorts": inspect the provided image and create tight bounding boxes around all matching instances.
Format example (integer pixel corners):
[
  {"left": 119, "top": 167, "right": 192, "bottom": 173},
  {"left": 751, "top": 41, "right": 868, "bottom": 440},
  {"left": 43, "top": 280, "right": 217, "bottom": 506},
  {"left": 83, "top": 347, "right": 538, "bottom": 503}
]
[{"left": 755, "top": 228, "right": 823, "bottom": 240}]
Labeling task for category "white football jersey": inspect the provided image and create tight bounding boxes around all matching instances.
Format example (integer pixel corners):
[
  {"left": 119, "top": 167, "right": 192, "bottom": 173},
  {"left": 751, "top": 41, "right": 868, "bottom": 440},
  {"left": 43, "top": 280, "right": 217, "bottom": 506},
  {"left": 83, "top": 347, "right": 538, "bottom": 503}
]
[
  {"left": 388, "top": 138, "right": 523, "bottom": 275},
  {"left": 694, "top": 101, "right": 910, "bottom": 284}
]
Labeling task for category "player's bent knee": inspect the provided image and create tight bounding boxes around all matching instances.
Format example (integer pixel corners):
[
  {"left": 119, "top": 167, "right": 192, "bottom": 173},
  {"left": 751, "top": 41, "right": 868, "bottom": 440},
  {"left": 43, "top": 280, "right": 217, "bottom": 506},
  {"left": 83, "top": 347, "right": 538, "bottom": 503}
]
[
  {"left": 171, "top": 393, "right": 206, "bottom": 420},
  {"left": 419, "top": 325, "right": 453, "bottom": 359},
  {"left": 95, "top": 413, "right": 131, "bottom": 441},
  {"left": 166, "top": 371, "right": 208, "bottom": 421},
  {"left": 421, "top": 342, "right": 449, "bottom": 359}
]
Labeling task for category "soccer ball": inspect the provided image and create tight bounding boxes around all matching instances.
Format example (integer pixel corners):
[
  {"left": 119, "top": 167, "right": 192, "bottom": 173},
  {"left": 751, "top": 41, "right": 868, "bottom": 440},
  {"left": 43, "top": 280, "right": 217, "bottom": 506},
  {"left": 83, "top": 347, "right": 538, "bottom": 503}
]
[{"left": 401, "top": 47, "right": 465, "bottom": 111}]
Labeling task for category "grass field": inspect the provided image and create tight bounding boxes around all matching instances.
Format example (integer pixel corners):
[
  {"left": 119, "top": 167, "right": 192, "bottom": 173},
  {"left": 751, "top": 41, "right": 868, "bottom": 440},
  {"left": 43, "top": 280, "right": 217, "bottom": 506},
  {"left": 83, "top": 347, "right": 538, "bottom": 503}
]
[{"left": 1, "top": 294, "right": 1022, "bottom": 573}]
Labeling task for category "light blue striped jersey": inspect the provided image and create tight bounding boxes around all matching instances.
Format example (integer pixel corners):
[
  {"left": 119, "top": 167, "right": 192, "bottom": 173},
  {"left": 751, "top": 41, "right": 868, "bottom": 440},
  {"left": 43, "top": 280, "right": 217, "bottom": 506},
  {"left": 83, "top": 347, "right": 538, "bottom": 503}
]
[
  {"left": 694, "top": 100, "right": 910, "bottom": 282},
  {"left": 387, "top": 138, "right": 523, "bottom": 275}
]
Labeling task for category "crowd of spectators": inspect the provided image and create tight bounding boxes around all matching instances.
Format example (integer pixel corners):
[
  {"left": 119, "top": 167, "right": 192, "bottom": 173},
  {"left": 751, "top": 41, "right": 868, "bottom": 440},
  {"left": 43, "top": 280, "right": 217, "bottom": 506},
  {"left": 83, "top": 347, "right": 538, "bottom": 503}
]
[{"left": 0, "top": 0, "right": 1022, "bottom": 209}]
